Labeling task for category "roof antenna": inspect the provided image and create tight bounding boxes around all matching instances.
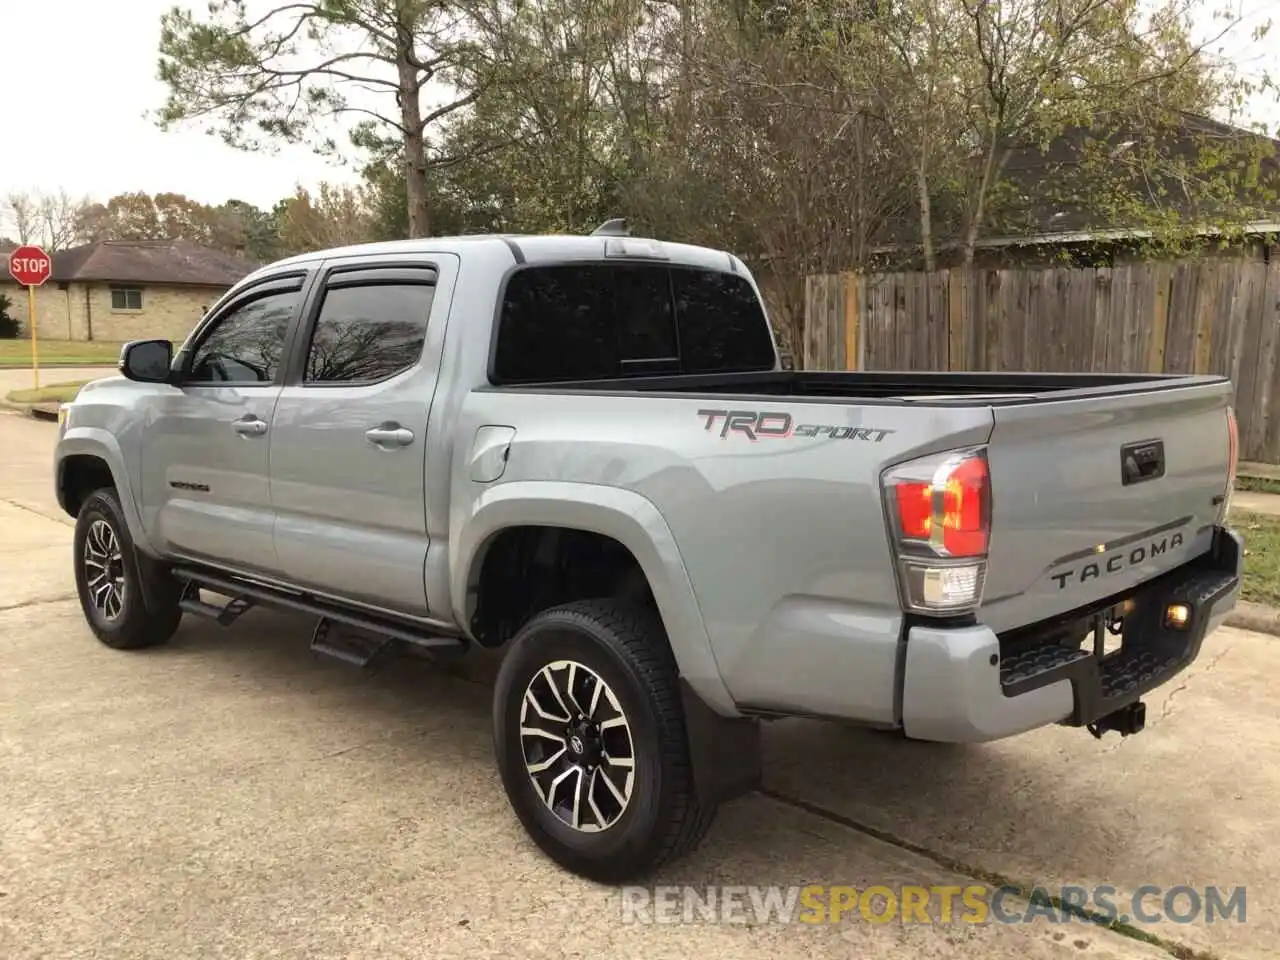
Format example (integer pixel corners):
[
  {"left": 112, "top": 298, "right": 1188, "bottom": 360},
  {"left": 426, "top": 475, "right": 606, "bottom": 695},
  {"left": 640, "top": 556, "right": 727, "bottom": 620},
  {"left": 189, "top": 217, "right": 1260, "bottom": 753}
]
[{"left": 591, "top": 218, "right": 630, "bottom": 237}]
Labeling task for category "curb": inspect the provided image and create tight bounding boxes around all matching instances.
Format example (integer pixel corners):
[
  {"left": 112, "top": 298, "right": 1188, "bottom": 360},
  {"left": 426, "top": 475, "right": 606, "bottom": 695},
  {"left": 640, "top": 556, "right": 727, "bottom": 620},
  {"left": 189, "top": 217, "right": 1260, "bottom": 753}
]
[
  {"left": 1223, "top": 600, "right": 1280, "bottom": 637},
  {"left": 1238, "top": 461, "right": 1280, "bottom": 482},
  {"left": 0, "top": 362, "right": 117, "bottom": 369},
  {"left": 0, "top": 399, "right": 59, "bottom": 421}
]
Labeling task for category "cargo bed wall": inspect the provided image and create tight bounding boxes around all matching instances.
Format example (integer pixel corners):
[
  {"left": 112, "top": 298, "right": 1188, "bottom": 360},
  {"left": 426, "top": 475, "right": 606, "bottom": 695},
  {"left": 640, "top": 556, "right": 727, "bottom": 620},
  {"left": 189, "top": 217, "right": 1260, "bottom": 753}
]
[{"left": 491, "top": 370, "right": 1227, "bottom": 404}]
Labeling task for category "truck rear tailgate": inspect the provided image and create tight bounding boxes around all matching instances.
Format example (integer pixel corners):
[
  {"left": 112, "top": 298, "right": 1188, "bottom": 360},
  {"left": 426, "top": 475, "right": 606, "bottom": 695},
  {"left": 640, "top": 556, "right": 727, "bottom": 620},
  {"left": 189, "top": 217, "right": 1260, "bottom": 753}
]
[{"left": 980, "top": 379, "right": 1234, "bottom": 634}]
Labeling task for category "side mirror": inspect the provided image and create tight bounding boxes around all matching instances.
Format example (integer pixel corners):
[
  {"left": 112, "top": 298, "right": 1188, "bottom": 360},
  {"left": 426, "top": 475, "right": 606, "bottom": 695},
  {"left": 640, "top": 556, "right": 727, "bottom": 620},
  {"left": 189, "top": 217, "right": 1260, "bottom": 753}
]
[{"left": 118, "top": 339, "right": 174, "bottom": 383}]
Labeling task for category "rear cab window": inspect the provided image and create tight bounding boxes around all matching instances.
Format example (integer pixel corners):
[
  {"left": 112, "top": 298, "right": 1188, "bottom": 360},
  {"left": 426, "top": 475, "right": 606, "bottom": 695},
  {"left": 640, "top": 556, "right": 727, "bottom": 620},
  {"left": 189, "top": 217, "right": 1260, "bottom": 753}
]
[{"left": 491, "top": 262, "right": 776, "bottom": 384}]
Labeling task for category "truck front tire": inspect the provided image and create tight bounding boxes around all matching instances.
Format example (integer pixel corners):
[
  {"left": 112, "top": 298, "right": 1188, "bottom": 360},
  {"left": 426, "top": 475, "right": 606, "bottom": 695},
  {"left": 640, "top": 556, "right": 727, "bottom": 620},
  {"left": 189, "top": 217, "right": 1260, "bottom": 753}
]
[
  {"left": 492, "top": 598, "right": 715, "bottom": 882},
  {"left": 73, "top": 487, "right": 183, "bottom": 650}
]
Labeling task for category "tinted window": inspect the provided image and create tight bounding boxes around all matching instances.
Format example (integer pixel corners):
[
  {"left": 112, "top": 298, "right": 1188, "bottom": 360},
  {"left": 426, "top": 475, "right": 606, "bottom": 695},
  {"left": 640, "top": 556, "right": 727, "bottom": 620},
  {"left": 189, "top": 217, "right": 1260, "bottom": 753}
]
[
  {"left": 188, "top": 290, "right": 298, "bottom": 384},
  {"left": 671, "top": 268, "right": 776, "bottom": 374},
  {"left": 493, "top": 264, "right": 675, "bottom": 382},
  {"left": 305, "top": 283, "right": 434, "bottom": 383},
  {"left": 615, "top": 266, "right": 678, "bottom": 364},
  {"left": 492, "top": 263, "right": 774, "bottom": 383}
]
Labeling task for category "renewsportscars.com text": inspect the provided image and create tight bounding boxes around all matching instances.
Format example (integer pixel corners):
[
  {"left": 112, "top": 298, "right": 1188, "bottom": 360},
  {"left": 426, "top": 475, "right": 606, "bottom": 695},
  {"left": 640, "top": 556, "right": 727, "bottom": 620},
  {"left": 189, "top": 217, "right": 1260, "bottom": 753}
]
[{"left": 620, "top": 884, "right": 1247, "bottom": 927}]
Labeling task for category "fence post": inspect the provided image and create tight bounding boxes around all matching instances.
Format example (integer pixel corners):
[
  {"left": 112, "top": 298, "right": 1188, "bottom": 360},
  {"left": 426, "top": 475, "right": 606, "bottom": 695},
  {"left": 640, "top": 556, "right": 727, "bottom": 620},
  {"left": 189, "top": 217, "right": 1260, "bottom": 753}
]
[
  {"left": 843, "top": 272, "right": 859, "bottom": 369},
  {"left": 947, "top": 269, "right": 964, "bottom": 370}
]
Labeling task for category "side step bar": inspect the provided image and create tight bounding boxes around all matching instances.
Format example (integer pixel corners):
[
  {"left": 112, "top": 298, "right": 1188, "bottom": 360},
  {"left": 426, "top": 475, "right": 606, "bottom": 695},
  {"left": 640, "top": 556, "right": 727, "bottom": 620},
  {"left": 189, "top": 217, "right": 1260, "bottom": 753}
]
[
  {"left": 172, "top": 566, "right": 467, "bottom": 667},
  {"left": 309, "top": 619, "right": 396, "bottom": 669},
  {"left": 179, "top": 581, "right": 256, "bottom": 627}
]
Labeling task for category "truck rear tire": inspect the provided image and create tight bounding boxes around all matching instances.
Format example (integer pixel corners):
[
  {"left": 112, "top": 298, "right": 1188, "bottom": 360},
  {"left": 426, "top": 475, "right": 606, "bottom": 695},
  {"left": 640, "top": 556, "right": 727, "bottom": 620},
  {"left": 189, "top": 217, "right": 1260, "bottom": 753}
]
[
  {"left": 492, "top": 598, "right": 715, "bottom": 882},
  {"left": 73, "top": 487, "right": 183, "bottom": 650}
]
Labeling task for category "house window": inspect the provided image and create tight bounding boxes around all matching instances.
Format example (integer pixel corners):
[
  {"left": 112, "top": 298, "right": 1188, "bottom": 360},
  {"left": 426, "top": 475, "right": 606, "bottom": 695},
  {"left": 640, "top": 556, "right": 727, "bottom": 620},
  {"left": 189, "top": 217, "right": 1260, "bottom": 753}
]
[{"left": 110, "top": 287, "right": 143, "bottom": 311}]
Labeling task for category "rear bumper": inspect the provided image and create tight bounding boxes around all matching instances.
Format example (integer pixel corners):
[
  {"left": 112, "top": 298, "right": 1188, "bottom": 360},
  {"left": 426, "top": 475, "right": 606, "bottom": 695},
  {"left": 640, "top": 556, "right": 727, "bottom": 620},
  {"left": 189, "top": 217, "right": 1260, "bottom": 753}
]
[{"left": 901, "top": 525, "right": 1242, "bottom": 743}]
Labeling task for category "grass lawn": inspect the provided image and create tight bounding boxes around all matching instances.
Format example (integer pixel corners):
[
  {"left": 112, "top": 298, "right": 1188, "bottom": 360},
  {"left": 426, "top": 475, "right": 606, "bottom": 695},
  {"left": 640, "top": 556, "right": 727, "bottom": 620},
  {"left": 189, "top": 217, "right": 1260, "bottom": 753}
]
[
  {"left": 0, "top": 339, "right": 123, "bottom": 367},
  {"left": 1236, "top": 475, "right": 1280, "bottom": 496},
  {"left": 1236, "top": 510, "right": 1280, "bottom": 607},
  {"left": 4, "top": 380, "right": 88, "bottom": 405}
]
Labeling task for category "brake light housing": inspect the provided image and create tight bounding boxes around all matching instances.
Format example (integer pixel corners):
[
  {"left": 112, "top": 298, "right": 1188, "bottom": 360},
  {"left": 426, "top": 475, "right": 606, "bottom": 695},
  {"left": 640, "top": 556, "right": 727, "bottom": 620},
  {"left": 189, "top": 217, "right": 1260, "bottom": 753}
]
[
  {"left": 882, "top": 447, "right": 992, "bottom": 613},
  {"left": 1221, "top": 405, "right": 1238, "bottom": 522}
]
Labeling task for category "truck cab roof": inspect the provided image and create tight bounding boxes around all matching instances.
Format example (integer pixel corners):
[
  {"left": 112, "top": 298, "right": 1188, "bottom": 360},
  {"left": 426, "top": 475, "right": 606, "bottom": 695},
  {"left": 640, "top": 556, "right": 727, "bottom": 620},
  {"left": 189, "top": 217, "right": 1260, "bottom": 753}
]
[{"left": 252, "top": 233, "right": 746, "bottom": 283}]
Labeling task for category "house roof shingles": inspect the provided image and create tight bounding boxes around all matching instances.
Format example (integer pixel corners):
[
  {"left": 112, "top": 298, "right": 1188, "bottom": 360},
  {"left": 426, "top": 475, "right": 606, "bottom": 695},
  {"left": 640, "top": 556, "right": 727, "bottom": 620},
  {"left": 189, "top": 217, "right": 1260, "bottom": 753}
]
[
  {"left": 873, "top": 112, "right": 1280, "bottom": 253},
  {"left": 4, "top": 239, "right": 260, "bottom": 287},
  {"left": 993, "top": 113, "right": 1280, "bottom": 238}
]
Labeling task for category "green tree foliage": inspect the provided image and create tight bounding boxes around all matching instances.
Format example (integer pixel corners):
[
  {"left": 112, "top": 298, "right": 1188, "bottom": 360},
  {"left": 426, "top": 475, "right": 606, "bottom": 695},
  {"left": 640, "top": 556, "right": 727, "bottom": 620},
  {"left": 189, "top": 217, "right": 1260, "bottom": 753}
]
[
  {"left": 275, "top": 182, "right": 380, "bottom": 254},
  {"left": 151, "top": 0, "right": 1279, "bottom": 352},
  {"left": 0, "top": 293, "right": 19, "bottom": 339},
  {"left": 75, "top": 192, "right": 282, "bottom": 261},
  {"left": 156, "top": 0, "right": 509, "bottom": 238},
  {"left": 787, "top": 0, "right": 1280, "bottom": 268}
]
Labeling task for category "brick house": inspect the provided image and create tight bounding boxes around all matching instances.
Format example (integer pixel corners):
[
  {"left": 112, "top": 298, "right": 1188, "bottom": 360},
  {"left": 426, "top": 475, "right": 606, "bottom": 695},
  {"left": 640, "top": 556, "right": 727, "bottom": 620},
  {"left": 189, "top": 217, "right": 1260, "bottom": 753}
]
[{"left": 1, "top": 239, "right": 259, "bottom": 343}]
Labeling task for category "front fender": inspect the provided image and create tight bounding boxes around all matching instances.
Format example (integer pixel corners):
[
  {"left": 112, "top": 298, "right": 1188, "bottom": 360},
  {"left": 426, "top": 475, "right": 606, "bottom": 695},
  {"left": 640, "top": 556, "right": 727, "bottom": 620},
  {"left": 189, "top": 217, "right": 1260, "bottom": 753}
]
[
  {"left": 55, "top": 427, "right": 155, "bottom": 555},
  {"left": 451, "top": 480, "right": 739, "bottom": 717}
]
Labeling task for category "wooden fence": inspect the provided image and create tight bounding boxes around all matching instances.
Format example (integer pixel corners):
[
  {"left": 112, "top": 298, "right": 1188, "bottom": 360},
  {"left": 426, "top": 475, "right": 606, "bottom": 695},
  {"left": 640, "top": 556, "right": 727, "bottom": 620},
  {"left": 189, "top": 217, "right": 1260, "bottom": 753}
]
[{"left": 804, "top": 258, "right": 1280, "bottom": 462}]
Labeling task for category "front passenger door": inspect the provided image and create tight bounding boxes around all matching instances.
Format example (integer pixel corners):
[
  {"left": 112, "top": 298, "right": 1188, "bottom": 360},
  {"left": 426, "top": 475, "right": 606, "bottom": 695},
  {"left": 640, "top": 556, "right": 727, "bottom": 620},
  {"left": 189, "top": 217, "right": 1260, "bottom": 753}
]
[{"left": 138, "top": 277, "right": 304, "bottom": 576}]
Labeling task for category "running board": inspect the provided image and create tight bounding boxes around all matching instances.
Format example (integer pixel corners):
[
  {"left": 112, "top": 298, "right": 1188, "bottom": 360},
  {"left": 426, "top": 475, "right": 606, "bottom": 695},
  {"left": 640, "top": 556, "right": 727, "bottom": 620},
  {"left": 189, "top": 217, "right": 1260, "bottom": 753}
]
[
  {"left": 310, "top": 618, "right": 396, "bottom": 670},
  {"left": 172, "top": 566, "right": 467, "bottom": 660},
  {"left": 179, "top": 581, "right": 256, "bottom": 626}
]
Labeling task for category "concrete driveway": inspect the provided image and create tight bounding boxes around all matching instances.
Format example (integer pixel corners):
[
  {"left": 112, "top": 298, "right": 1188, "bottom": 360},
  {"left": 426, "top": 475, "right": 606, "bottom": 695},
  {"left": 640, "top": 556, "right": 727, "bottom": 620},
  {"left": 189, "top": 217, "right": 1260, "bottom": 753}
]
[
  {"left": 0, "top": 365, "right": 118, "bottom": 397},
  {"left": 2, "top": 409, "right": 1276, "bottom": 960}
]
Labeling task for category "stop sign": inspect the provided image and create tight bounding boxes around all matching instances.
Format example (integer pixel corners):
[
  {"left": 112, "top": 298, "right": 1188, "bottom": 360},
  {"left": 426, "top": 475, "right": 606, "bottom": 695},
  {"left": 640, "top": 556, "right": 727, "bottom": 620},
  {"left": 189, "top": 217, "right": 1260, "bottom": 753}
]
[{"left": 8, "top": 244, "right": 52, "bottom": 286}]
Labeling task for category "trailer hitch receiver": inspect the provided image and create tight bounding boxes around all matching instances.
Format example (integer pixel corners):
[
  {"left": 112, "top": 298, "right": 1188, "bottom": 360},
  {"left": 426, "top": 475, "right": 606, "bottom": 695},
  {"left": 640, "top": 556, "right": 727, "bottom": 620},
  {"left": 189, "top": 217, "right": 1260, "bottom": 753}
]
[{"left": 1088, "top": 700, "right": 1146, "bottom": 739}]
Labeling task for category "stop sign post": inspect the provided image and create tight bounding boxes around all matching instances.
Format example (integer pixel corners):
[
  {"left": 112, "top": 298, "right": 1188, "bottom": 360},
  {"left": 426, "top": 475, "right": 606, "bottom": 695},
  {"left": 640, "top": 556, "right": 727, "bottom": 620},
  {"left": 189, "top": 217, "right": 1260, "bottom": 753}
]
[{"left": 7, "top": 244, "right": 52, "bottom": 389}]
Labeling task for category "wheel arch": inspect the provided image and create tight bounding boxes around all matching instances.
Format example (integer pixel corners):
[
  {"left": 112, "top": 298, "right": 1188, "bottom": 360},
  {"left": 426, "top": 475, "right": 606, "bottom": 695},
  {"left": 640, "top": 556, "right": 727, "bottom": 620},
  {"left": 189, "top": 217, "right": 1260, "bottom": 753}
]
[
  {"left": 56, "top": 430, "right": 155, "bottom": 555},
  {"left": 452, "top": 481, "right": 738, "bottom": 717}
]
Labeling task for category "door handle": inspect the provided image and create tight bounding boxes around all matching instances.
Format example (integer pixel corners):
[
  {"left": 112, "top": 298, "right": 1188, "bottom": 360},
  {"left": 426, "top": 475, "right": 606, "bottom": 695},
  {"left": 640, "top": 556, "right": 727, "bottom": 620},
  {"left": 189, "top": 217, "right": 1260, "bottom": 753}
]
[
  {"left": 1120, "top": 439, "right": 1165, "bottom": 485},
  {"left": 232, "top": 415, "right": 268, "bottom": 437},
  {"left": 365, "top": 424, "right": 415, "bottom": 447}
]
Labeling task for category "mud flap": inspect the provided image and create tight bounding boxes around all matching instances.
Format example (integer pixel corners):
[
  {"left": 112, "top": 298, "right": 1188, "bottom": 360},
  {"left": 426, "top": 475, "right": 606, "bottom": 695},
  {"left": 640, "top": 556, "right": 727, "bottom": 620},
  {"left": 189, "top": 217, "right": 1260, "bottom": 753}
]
[
  {"left": 679, "top": 678, "right": 762, "bottom": 805},
  {"left": 131, "top": 544, "right": 181, "bottom": 614}
]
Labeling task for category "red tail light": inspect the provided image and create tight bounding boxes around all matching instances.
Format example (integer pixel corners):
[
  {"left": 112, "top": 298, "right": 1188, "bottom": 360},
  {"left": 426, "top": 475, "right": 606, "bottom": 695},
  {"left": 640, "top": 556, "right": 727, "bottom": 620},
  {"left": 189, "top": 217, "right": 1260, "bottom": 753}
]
[
  {"left": 1226, "top": 406, "right": 1238, "bottom": 485},
  {"left": 1222, "top": 405, "right": 1238, "bottom": 522},
  {"left": 889, "top": 451, "right": 990, "bottom": 558},
  {"left": 883, "top": 448, "right": 992, "bottom": 613}
]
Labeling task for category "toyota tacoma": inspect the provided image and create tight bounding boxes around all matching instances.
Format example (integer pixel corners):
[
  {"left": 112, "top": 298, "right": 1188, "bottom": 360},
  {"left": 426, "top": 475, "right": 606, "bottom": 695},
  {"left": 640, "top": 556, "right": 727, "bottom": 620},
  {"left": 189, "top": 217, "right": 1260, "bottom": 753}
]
[{"left": 54, "top": 224, "right": 1243, "bottom": 882}]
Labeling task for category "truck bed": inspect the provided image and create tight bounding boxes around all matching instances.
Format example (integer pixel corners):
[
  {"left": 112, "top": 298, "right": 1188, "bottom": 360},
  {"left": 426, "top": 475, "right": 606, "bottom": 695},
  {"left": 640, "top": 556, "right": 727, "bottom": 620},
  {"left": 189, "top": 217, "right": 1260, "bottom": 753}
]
[
  {"left": 484, "top": 366, "right": 1235, "bottom": 638},
  {"left": 490, "top": 368, "right": 1226, "bottom": 405}
]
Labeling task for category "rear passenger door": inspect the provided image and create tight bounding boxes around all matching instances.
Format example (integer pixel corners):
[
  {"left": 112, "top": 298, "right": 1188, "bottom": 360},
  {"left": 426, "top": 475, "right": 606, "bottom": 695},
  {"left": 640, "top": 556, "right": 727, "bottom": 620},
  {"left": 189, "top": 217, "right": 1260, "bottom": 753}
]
[{"left": 268, "top": 260, "right": 445, "bottom": 617}]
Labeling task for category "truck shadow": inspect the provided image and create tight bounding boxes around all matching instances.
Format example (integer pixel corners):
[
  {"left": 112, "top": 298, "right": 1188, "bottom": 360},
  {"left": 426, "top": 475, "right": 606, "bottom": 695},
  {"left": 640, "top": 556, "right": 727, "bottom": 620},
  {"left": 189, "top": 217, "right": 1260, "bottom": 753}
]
[{"left": 159, "top": 607, "right": 1168, "bottom": 892}]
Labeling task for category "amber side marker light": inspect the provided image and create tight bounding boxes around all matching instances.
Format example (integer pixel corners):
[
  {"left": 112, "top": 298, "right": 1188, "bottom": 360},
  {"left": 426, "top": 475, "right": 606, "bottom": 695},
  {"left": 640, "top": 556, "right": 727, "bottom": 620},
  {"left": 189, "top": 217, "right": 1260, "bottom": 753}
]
[{"left": 1164, "top": 603, "right": 1192, "bottom": 629}]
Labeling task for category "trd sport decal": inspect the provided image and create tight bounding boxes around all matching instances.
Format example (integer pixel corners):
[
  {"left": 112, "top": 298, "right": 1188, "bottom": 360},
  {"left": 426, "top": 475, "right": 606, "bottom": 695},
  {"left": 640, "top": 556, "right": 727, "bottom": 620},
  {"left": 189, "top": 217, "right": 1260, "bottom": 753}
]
[{"left": 697, "top": 409, "right": 894, "bottom": 442}]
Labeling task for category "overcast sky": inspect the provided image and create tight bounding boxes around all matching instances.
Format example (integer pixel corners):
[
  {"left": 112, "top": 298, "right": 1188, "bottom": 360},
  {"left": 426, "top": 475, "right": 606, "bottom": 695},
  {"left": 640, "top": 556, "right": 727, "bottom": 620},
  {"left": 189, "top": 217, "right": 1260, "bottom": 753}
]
[
  {"left": 1, "top": 0, "right": 1278, "bottom": 238},
  {"left": 0, "top": 0, "right": 362, "bottom": 223}
]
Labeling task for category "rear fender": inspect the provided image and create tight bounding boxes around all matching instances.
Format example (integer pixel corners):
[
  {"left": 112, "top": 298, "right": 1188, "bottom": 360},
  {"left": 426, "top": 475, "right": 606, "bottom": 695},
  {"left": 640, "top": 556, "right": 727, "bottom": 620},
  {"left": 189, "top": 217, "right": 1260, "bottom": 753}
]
[{"left": 452, "top": 480, "right": 739, "bottom": 718}]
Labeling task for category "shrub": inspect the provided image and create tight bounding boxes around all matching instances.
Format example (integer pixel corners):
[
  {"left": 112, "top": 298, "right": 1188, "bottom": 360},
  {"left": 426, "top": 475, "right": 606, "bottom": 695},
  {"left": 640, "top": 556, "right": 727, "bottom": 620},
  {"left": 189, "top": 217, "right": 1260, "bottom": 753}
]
[{"left": 0, "top": 293, "right": 21, "bottom": 338}]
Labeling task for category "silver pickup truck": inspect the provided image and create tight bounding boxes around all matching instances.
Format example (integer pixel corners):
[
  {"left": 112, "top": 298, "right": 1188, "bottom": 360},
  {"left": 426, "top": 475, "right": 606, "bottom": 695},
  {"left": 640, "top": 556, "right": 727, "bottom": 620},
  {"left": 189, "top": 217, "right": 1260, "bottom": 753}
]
[{"left": 54, "top": 227, "right": 1242, "bottom": 882}]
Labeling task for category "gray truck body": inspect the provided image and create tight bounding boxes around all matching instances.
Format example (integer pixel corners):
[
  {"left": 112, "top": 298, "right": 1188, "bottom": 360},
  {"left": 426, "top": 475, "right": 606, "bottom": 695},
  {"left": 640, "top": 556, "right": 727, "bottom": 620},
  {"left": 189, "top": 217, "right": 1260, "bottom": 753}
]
[{"left": 54, "top": 234, "right": 1243, "bottom": 746}]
